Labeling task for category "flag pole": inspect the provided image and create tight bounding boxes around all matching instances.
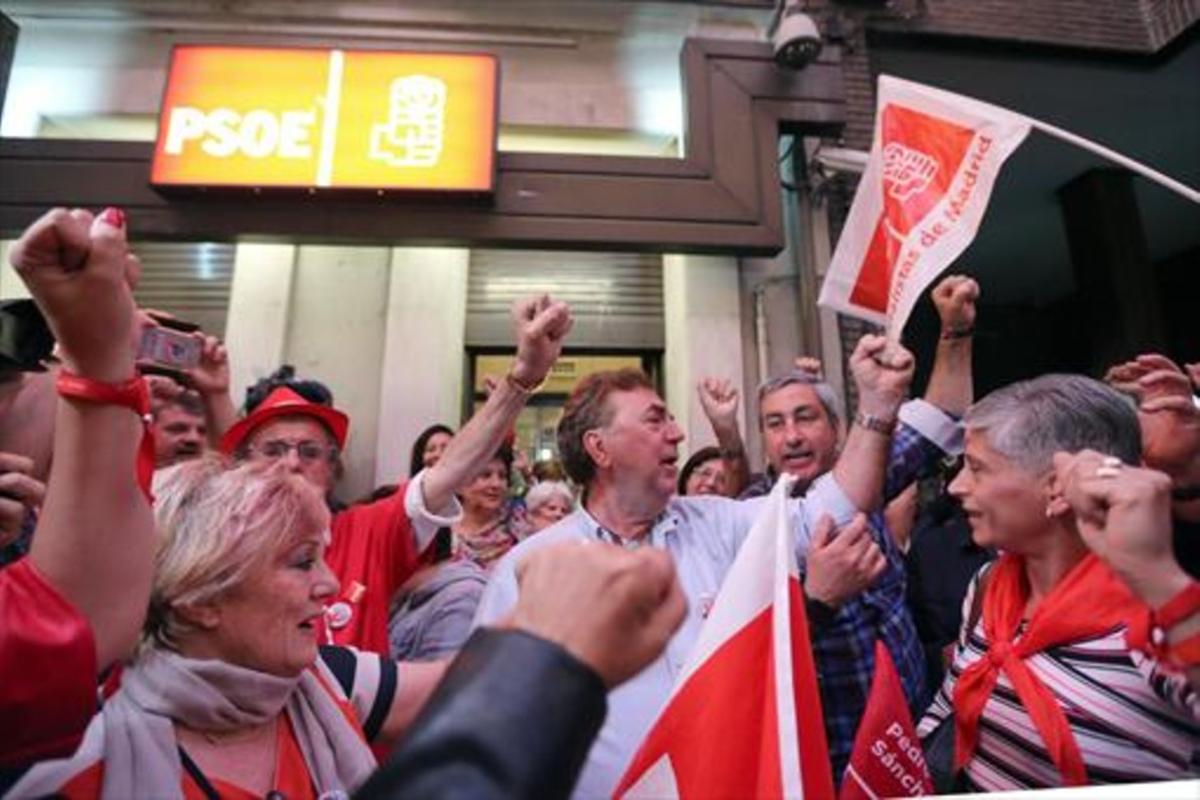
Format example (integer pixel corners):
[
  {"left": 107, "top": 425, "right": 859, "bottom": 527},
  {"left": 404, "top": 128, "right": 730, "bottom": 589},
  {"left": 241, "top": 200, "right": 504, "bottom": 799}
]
[{"left": 1024, "top": 116, "right": 1200, "bottom": 204}]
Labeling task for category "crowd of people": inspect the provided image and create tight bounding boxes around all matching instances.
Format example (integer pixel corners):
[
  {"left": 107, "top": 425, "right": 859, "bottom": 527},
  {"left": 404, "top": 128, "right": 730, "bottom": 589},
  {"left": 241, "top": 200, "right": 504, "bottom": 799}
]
[{"left": 0, "top": 205, "right": 1196, "bottom": 798}]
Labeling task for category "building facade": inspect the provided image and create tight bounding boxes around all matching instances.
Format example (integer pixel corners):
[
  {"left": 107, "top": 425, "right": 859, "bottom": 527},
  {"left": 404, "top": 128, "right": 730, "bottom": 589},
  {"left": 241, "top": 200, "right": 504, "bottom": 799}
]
[{"left": 1, "top": 1, "right": 1195, "bottom": 498}]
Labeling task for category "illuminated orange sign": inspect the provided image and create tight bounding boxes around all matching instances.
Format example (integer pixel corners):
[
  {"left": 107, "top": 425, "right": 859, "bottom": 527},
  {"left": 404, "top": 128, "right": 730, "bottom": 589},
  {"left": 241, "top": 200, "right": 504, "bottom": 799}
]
[{"left": 151, "top": 46, "right": 497, "bottom": 192}]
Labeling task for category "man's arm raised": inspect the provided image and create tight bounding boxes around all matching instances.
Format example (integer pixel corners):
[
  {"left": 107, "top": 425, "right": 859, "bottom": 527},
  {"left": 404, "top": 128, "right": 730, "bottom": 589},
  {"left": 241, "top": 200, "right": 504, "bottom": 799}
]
[
  {"left": 420, "top": 296, "right": 572, "bottom": 512},
  {"left": 831, "top": 335, "right": 915, "bottom": 512},
  {"left": 697, "top": 377, "right": 750, "bottom": 497},
  {"left": 922, "top": 274, "right": 977, "bottom": 417}
]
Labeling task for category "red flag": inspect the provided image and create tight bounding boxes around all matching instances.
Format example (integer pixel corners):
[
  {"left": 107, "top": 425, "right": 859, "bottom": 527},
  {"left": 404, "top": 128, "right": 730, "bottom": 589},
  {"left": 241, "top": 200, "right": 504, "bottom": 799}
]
[
  {"left": 614, "top": 477, "right": 834, "bottom": 799},
  {"left": 819, "top": 75, "right": 1030, "bottom": 341},
  {"left": 840, "top": 641, "right": 934, "bottom": 800}
]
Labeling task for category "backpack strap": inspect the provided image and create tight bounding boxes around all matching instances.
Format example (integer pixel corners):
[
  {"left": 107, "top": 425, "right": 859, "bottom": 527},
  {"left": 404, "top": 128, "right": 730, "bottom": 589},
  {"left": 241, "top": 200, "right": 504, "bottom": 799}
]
[{"left": 963, "top": 561, "right": 995, "bottom": 645}]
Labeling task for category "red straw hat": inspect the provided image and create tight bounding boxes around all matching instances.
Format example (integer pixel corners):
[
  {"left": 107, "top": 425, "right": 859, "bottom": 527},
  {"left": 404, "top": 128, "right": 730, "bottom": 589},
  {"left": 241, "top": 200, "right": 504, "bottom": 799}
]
[{"left": 219, "top": 386, "right": 350, "bottom": 455}]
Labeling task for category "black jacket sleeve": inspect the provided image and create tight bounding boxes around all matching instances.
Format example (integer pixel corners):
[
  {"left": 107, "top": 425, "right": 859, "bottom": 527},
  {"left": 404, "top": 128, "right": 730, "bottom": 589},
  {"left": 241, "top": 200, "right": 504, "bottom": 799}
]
[{"left": 355, "top": 627, "right": 608, "bottom": 800}]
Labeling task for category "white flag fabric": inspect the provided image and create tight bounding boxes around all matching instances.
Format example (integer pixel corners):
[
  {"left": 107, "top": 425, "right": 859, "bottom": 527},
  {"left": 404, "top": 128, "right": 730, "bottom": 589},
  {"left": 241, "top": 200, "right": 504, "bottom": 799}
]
[
  {"left": 818, "top": 75, "right": 1031, "bottom": 340},
  {"left": 614, "top": 476, "right": 834, "bottom": 799}
]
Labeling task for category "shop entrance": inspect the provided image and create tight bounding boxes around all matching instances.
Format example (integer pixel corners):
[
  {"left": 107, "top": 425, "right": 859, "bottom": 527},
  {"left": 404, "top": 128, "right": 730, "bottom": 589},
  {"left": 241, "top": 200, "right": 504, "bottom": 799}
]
[{"left": 0, "top": 36, "right": 844, "bottom": 498}]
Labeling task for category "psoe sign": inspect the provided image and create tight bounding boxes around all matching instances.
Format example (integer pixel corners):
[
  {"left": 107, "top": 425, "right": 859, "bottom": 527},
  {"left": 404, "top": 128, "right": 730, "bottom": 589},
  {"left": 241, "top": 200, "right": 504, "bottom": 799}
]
[{"left": 151, "top": 46, "right": 498, "bottom": 193}]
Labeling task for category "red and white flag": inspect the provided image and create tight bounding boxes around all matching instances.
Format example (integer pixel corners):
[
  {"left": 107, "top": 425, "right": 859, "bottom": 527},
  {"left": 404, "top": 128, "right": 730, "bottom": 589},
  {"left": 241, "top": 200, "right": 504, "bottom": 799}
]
[
  {"left": 614, "top": 477, "right": 834, "bottom": 800},
  {"left": 840, "top": 640, "right": 934, "bottom": 800},
  {"left": 818, "top": 75, "right": 1030, "bottom": 340}
]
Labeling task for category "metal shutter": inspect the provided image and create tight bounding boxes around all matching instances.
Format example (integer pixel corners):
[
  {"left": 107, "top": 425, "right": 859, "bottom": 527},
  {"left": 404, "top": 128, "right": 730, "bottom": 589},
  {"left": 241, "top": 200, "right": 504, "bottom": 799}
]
[
  {"left": 131, "top": 242, "right": 235, "bottom": 337},
  {"left": 467, "top": 250, "right": 663, "bottom": 348}
]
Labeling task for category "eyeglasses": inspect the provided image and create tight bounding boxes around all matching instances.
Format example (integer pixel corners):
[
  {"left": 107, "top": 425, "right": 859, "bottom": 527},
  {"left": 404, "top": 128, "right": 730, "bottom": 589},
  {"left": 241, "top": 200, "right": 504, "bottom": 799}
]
[{"left": 248, "top": 439, "right": 338, "bottom": 463}]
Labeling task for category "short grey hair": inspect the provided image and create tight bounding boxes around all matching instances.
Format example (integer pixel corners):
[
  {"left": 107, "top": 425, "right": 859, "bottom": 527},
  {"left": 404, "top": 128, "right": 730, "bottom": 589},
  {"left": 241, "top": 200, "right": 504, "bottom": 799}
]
[
  {"left": 525, "top": 480, "right": 575, "bottom": 513},
  {"left": 757, "top": 371, "right": 844, "bottom": 429},
  {"left": 965, "top": 374, "right": 1141, "bottom": 473}
]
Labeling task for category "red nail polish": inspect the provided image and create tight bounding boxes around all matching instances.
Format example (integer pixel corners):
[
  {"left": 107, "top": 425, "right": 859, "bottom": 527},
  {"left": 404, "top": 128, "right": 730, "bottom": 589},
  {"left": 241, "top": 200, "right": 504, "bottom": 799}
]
[{"left": 99, "top": 207, "right": 126, "bottom": 228}]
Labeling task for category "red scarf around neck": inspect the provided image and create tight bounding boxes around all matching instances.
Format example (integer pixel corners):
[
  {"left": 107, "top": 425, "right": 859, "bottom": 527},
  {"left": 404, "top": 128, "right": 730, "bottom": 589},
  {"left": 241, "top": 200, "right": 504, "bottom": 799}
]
[{"left": 952, "top": 552, "right": 1150, "bottom": 786}]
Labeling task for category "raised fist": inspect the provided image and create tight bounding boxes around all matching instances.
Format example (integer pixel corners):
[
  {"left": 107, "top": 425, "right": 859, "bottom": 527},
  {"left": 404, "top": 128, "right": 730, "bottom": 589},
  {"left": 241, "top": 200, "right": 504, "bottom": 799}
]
[
  {"left": 8, "top": 207, "right": 140, "bottom": 382},
  {"left": 510, "top": 295, "right": 573, "bottom": 388},
  {"left": 931, "top": 274, "right": 979, "bottom": 334},
  {"left": 849, "top": 334, "right": 914, "bottom": 420},
  {"left": 513, "top": 541, "right": 686, "bottom": 687},
  {"left": 697, "top": 377, "right": 739, "bottom": 430}
]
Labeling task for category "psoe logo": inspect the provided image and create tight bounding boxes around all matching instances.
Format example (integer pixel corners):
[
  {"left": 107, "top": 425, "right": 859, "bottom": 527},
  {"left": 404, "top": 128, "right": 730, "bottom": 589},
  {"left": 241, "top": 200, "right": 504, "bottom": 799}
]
[
  {"left": 882, "top": 142, "right": 938, "bottom": 202},
  {"left": 162, "top": 107, "right": 318, "bottom": 159},
  {"left": 369, "top": 75, "right": 447, "bottom": 168}
]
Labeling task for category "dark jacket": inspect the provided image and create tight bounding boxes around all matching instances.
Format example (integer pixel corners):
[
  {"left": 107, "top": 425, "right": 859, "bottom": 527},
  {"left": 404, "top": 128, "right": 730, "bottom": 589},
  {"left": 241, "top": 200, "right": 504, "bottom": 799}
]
[
  {"left": 905, "top": 500, "right": 994, "bottom": 705},
  {"left": 357, "top": 628, "right": 607, "bottom": 800}
]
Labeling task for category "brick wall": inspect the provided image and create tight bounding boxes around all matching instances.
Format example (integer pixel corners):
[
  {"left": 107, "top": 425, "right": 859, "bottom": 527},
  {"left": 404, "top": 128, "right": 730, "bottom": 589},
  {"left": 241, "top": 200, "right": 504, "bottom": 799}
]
[
  {"left": 810, "top": 0, "right": 1198, "bottom": 148},
  {"left": 804, "top": 0, "right": 1197, "bottom": 398},
  {"left": 883, "top": 0, "right": 1153, "bottom": 52},
  {"left": 1142, "top": 0, "right": 1200, "bottom": 48}
]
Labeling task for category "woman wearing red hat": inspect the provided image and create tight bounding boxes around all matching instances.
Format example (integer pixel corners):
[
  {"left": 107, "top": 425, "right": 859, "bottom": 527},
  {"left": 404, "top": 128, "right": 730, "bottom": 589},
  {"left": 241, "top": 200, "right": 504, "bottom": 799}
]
[{"left": 217, "top": 296, "right": 573, "bottom": 657}]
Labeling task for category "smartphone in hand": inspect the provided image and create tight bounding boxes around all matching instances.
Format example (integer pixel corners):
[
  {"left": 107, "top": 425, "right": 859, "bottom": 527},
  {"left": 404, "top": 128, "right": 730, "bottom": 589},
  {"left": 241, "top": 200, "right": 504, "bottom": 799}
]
[{"left": 138, "top": 326, "right": 201, "bottom": 377}]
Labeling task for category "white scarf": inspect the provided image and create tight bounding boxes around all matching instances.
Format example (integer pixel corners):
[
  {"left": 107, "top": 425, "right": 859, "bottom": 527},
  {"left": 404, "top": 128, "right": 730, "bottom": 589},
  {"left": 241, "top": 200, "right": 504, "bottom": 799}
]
[{"left": 11, "top": 649, "right": 377, "bottom": 798}]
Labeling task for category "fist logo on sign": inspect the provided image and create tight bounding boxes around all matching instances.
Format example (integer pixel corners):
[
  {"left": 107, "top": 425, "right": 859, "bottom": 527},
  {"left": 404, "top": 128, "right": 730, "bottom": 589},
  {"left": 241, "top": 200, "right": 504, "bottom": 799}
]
[
  {"left": 882, "top": 142, "right": 938, "bottom": 202},
  {"left": 369, "top": 75, "right": 448, "bottom": 168}
]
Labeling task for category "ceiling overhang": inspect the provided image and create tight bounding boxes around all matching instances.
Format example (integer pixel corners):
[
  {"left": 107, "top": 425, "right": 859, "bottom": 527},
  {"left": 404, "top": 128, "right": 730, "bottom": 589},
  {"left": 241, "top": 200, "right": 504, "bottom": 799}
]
[{"left": 0, "top": 38, "right": 844, "bottom": 254}]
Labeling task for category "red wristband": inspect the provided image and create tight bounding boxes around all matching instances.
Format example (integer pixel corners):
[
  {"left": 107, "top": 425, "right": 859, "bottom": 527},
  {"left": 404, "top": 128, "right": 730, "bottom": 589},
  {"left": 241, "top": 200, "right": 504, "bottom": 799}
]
[
  {"left": 1166, "top": 630, "right": 1200, "bottom": 669},
  {"left": 1155, "top": 580, "right": 1200, "bottom": 633},
  {"left": 56, "top": 371, "right": 155, "bottom": 503}
]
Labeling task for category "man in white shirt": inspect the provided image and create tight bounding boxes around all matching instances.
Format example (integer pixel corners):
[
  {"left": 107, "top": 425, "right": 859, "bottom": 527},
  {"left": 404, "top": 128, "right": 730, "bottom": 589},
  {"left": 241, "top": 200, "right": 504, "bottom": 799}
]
[{"left": 474, "top": 334, "right": 915, "bottom": 799}]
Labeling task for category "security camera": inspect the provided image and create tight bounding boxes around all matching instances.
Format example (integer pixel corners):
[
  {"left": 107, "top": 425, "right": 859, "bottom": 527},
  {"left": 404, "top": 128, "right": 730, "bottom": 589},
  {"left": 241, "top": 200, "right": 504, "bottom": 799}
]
[
  {"left": 770, "top": 0, "right": 823, "bottom": 70},
  {"left": 812, "top": 145, "right": 869, "bottom": 175}
]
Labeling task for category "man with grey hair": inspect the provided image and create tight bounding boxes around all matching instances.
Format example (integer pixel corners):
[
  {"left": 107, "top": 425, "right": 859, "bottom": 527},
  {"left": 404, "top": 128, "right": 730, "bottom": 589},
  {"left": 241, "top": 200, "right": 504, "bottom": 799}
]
[
  {"left": 735, "top": 274, "right": 979, "bottom": 777},
  {"left": 743, "top": 275, "right": 976, "bottom": 499}
]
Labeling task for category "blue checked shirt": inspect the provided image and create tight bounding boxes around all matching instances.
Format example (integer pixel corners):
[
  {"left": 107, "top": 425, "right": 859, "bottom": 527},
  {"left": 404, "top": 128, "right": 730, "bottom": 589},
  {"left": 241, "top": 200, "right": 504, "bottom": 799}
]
[{"left": 739, "top": 399, "right": 961, "bottom": 780}]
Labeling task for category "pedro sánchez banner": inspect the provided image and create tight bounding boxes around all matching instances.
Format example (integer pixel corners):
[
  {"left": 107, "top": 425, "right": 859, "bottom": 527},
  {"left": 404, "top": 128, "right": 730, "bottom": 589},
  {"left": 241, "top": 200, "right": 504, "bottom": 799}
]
[
  {"left": 151, "top": 46, "right": 497, "bottom": 192},
  {"left": 818, "top": 76, "right": 1030, "bottom": 340}
]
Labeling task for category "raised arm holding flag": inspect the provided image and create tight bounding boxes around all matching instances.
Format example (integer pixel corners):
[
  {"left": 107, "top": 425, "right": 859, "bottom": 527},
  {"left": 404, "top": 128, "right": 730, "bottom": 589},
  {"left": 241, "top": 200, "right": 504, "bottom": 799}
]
[
  {"left": 818, "top": 75, "right": 1030, "bottom": 341},
  {"left": 819, "top": 74, "right": 1199, "bottom": 340}
]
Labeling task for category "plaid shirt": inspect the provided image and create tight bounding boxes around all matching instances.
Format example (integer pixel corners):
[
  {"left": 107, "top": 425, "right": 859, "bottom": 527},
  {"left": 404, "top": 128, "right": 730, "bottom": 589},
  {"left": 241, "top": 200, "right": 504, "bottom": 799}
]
[{"left": 740, "top": 416, "right": 948, "bottom": 779}]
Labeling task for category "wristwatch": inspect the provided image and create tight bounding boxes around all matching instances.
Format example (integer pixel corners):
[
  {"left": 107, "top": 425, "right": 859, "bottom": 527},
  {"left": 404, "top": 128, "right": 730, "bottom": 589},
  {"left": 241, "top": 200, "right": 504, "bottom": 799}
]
[{"left": 853, "top": 410, "right": 897, "bottom": 436}]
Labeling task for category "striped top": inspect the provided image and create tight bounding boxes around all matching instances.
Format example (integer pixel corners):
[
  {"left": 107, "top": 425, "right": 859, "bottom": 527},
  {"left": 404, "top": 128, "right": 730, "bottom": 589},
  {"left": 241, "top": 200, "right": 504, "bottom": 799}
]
[{"left": 917, "top": 570, "right": 1200, "bottom": 790}]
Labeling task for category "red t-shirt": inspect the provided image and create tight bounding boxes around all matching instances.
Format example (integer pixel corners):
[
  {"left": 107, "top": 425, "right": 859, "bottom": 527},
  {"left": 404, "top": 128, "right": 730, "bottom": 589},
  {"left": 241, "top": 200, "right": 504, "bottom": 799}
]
[
  {"left": 321, "top": 483, "right": 424, "bottom": 656},
  {"left": 188, "top": 717, "right": 315, "bottom": 800},
  {"left": 59, "top": 717, "right": 317, "bottom": 800},
  {"left": 0, "top": 558, "right": 97, "bottom": 768}
]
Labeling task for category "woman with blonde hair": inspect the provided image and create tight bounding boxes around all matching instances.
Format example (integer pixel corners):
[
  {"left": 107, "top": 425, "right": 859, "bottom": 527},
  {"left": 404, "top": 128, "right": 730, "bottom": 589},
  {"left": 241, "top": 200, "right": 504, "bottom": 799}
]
[{"left": 11, "top": 457, "right": 443, "bottom": 799}]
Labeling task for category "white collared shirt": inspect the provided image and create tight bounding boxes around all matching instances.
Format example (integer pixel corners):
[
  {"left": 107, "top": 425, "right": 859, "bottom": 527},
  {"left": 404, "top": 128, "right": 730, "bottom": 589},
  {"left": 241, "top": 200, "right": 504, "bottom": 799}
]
[{"left": 473, "top": 472, "right": 859, "bottom": 800}]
